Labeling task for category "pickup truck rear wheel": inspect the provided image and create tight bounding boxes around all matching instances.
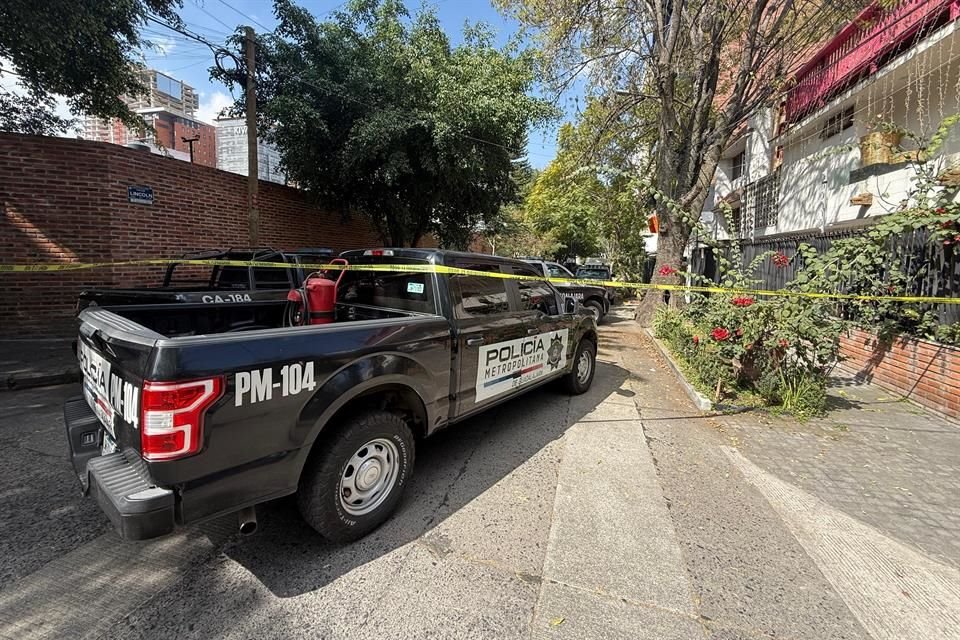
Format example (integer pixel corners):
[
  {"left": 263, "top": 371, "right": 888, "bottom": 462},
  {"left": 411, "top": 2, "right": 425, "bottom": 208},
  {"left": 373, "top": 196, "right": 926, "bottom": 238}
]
[
  {"left": 563, "top": 338, "right": 596, "bottom": 395},
  {"left": 298, "top": 411, "right": 414, "bottom": 543}
]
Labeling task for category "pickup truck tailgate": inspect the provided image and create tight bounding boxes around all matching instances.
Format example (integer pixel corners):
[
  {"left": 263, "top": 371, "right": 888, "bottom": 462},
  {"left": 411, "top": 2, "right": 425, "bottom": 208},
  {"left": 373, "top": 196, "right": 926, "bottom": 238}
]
[{"left": 70, "top": 308, "right": 162, "bottom": 475}]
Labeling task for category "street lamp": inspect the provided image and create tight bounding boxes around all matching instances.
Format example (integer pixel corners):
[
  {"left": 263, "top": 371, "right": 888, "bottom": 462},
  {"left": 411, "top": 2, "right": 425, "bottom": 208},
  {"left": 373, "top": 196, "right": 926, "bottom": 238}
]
[{"left": 181, "top": 134, "right": 200, "bottom": 163}]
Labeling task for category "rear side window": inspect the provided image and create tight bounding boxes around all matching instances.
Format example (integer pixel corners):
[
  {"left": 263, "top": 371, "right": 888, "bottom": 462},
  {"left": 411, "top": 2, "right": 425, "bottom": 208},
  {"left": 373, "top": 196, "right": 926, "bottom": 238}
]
[
  {"left": 214, "top": 266, "right": 249, "bottom": 289},
  {"left": 453, "top": 264, "right": 509, "bottom": 317},
  {"left": 252, "top": 266, "right": 292, "bottom": 289},
  {"left": 337, "top": 269, "right": 435, "bottom": 314}
]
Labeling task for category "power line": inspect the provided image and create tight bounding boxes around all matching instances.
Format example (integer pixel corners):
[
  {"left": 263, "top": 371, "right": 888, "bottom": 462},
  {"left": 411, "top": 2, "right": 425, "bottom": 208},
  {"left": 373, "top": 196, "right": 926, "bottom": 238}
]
[
  {"left": 192, "top": 0, "right": 238, "bottom": 35},
  {"left": 214, "top": 0, "right": 271, "bottom": 31},
  {"left": 145, "top": 15, "right": 221, "bottom": 51},
  {"left": 145, "top": 13, "right": 554, "bottom": 163}
]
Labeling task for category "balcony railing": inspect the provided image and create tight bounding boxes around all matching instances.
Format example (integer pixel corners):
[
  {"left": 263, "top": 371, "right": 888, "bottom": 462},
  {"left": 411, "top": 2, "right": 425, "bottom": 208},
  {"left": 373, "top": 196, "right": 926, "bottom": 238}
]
[{"left": 785, "top": 0, "right": 959, "bottom": 124}]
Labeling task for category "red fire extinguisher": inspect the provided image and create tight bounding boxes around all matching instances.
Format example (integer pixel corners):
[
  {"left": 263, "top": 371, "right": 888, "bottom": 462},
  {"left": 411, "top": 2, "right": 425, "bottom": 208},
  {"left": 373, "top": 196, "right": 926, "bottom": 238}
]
[{"left": 286, "top": 258, "right": 348, "bottom": 326}]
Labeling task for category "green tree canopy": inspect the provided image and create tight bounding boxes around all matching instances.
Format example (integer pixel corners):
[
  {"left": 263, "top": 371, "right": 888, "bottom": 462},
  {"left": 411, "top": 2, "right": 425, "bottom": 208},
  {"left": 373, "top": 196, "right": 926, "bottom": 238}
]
[
  {"left": 524, "top": 123, "right": 603, "bottom": 260},
  {"left": 512, "top": 102, "right": 650, "bottom": 278},
  {"left": 0, "top": 0, "right": 183, "bottom": 134},
  {"left": 217, "top": 0, "right": 556, "bottom": 247}
]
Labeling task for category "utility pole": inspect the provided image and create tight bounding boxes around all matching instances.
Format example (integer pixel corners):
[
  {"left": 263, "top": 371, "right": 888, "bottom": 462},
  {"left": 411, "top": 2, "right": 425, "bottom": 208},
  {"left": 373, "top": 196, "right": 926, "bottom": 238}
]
[
  {"left": 244, "top": 26, "right": 259, "bottom": 246},
  {"left": 181, "top": 134, "right": 200, "bottom": 163}
]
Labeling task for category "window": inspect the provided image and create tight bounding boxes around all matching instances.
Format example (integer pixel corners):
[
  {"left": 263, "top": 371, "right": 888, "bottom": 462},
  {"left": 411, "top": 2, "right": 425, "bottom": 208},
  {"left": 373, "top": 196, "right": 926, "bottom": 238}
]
[
  {"left": 155, "top": 73, "right": 182, "bottom": 100},
  {"left": 575, "top": 266, "right": 610, "bottom": 280},
  {"left": 820, "top": 106, "right": 854, "bottom": 139},
  {"left": 512, "top": 266, "right": 558, "bottom": 315},
  {"left": 731, "top": 151, "right": 746, "bottom": 181},
  {"left": 252, "top": 265, "right": 292, "bottom": 289},
  {"left": 338, "top": 270, "right": 434, "bottom": 315},
  {"left": 453, "top": 264, "right": 509, "bottom": 317},
  {"left": 546, "top": 263, "right": 574, "bottom": 278},
  {"left": 744, "top": 173, "right": 780, "bottom": 230}
]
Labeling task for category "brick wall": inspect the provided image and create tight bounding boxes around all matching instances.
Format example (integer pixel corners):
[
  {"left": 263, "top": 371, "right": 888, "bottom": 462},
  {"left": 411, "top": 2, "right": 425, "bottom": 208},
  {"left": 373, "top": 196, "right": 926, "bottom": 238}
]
[
  {"left": 0, "top": 133, "right": 384, "bottom": 338},
  {"left": 838, "top": 327, "right": 960, "bottom": 420}
]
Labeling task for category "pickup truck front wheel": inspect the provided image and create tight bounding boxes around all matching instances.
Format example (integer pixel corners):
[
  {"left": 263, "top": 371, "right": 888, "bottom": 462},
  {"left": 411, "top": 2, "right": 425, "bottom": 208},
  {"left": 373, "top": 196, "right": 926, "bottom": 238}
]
[
  {"left": 298, "top": 411, "right": 414, "bottom": 542},
  {"left": 563, "top": 338, "right": 597, "bottom": 395}
]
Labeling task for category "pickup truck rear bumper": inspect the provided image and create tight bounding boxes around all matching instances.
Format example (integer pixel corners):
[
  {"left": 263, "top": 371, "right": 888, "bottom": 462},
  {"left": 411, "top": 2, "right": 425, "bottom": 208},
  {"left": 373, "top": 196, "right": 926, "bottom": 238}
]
[{"left": 64, "top": 397, "right": 175, "bottom": 541}]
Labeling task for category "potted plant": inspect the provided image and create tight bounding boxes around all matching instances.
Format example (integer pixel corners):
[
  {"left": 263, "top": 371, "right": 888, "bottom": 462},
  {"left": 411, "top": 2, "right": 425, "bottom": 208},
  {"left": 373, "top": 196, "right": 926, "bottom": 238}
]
[{"left": 860, "top": 114, "right": 904, "bottom": 166}]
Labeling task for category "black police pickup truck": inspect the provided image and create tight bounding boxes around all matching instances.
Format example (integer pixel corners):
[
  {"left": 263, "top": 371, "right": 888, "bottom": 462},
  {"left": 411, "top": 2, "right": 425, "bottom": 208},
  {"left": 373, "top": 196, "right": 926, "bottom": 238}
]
[
  {"left": 77, "top": 248, "right": 336, "bottom": 336},
  {"left": 520, "top": 258, "right": 610, "bottom": 320},
  {"left": 66, "top": 250, "right": 598, "bottom": 543}
]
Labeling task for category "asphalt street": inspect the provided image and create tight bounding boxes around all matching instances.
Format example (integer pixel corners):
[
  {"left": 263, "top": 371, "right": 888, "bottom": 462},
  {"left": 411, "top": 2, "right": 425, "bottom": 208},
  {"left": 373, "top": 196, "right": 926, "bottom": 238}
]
[{"left": 0, "top": 308, "right": 957, "bottom": 639}]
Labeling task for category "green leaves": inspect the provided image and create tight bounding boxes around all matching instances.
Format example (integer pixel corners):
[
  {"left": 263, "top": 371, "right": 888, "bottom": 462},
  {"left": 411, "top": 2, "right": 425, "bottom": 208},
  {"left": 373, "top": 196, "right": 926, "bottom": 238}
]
[
  {"left": 220, "top": 0, "right": 554, "bottom": 247},
  {"left": 0, "top": 0, "right": 183, "bottom": 133}
]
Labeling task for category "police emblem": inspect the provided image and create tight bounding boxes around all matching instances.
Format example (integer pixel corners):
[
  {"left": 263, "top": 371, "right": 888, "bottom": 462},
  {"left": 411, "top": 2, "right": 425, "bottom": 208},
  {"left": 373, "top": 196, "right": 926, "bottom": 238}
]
[{"left": 547, "top": 333, "right": 564, "bottom": 370}]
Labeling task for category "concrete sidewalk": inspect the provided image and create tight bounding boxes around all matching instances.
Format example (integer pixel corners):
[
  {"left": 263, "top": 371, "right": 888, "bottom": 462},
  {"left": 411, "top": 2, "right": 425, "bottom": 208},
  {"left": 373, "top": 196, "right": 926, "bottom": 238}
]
[
  {"left": 0, "top": 340, "right": 78, "bottom": 391},
  {"left": 632, "top": 317, "right": 960, "bottom": 639}
]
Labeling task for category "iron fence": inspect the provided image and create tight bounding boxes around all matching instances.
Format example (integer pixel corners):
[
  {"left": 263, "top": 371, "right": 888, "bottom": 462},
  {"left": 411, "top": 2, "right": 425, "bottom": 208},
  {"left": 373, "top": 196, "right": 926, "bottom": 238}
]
[{"left": 690, "top": 225, "right": 960, "bottom": 325}]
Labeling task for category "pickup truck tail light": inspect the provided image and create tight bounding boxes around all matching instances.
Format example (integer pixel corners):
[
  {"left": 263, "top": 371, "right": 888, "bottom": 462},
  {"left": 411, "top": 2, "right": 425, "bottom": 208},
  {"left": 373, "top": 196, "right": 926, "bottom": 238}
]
[{"left": 140, "top": 377, "right": 223, "bottom": 461}]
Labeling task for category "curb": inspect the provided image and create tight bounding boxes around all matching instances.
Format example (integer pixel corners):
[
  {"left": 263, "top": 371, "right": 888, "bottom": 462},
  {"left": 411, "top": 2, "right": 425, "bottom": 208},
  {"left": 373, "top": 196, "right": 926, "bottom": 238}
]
[
  {"left": 644, "top": 329, "right": 714, "bottom": 412},
  {"left": 2, "top": 368, "right": 80, "bottom": 392}
]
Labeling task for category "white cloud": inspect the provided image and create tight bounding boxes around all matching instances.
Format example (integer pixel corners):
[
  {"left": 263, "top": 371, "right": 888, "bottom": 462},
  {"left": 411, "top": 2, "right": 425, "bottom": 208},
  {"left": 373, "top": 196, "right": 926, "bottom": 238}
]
[
  {"left": 149, "top": 36, "right": 177, "bottom": 56},
  {"left": 196, "top": 90, "right": 235, "bottom": 125}
]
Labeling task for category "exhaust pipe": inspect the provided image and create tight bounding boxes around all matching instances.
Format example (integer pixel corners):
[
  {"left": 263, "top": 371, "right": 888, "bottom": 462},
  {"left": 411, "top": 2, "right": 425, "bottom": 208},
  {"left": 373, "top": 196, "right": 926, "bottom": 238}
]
[{"left": 238, "top": 506, "right": 258, "bottom": 536}]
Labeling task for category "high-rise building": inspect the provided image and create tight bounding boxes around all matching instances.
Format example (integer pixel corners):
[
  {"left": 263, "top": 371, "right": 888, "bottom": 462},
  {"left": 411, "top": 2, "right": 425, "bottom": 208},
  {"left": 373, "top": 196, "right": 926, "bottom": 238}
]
[
  {"left": 81, "top": 69, "right": 215, "bottom": 167},
  {"left": 125, "top": 69, "right": 200, "bottom": 117},
  {"left": 215, "top": 118, "right": 285, "bottom": 184}
]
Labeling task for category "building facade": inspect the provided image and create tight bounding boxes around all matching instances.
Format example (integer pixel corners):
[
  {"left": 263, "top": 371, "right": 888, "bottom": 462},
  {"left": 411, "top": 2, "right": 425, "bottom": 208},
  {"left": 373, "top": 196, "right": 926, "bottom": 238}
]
[
  {"left": 81, "top": 69, "right": 216, "bottom": 168},
  {"left": 124, "top": 69, "right": 200, "bottom": 116},
  {"left": 215, "top": 118, "right": 285, "bottom": 184},
  {"left": 703, "top": 0, "right": 960, "bottom": 242}
]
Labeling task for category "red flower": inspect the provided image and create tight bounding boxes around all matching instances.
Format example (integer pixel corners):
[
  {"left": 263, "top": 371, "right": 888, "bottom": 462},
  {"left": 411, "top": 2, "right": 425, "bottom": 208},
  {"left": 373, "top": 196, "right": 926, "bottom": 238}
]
[
  {"left": 772, "top": 252, "right": 789, "bottom": 268},
  {"left": 735, "top": 328, "right": 743, "bottom": 337},
  {"left": 945, "top": 239, "right": 954, "bottom": 246},
  {"left": 942, "top": 221, "right": 954, "bottom": 229},
  {"left": 954, "top": 234, "right": 960, "bottom": 243},
  {"left": 692, "top": 335, "right": 700, "bottom": 345},
  {"left": 778, "top": 339, "right": 789, "bottom": 349},
  {"left": 936, "top": 207, "right": 947, "bottom": 214},
  {"left": 732, "top": 296, "right": 755, "bottom": 307},
  {"left": 658, "top": 265, "right": 678, "bottom": 277},
  {"left": 711, "top": 327, "right": 731, "bottom": 341}
]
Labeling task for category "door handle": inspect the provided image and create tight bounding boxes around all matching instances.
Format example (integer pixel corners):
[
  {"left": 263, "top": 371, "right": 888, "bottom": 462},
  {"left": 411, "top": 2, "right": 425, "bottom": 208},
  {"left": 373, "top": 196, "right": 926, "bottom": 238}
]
[
  {"left": 527, "top": 328, "right": 539, "bottom": 335},
  {"left": 466, "top": 337, "right": 483, "bottom": 346}
]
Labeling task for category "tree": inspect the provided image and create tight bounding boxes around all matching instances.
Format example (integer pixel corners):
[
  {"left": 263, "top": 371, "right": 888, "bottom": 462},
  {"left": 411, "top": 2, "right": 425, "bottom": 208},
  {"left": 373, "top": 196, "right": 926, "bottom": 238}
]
[
  {"left": 521, "top": 123, "right": 603, "bottom": 260},
  {"left": 0, "top": 0, "right": 183, "bottom": 135},
  {"left": 216, "top": 0, "right": 556, "bottom": 247},
  {"left": 498, "top": 0, "right": 862, "bottom": 323}
]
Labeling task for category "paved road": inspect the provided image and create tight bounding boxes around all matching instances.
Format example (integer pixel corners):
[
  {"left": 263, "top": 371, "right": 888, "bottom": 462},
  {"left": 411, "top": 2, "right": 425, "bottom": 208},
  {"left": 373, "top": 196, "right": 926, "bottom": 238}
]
[{"left": 1, "top": 308, "right": 958, "bottom": 639}]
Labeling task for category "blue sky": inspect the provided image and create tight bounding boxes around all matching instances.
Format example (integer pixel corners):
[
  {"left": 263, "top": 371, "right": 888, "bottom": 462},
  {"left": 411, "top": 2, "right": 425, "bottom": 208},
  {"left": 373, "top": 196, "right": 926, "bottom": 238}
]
[{"left": 139, "top": 0, "right": 573, "bottom": 168}]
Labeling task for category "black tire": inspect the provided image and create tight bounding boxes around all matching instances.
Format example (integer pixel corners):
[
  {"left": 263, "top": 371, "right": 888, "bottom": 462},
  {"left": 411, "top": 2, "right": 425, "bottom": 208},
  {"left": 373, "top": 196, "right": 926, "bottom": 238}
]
[
  {"left": 585, "top": 299, "right": 604, "bottom": 323},
  {"left": 297, "top": 410, "right": 414, "bottom": 543},
  {"left": 563, "top": 338, "right": 597, "bottom": 395}
]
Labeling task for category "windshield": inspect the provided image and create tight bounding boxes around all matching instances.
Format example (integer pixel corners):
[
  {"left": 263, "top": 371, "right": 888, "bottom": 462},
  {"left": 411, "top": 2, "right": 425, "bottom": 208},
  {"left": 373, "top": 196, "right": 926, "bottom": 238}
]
[{"left": 576, "top": 267, "right": 610, "bottom": 280}]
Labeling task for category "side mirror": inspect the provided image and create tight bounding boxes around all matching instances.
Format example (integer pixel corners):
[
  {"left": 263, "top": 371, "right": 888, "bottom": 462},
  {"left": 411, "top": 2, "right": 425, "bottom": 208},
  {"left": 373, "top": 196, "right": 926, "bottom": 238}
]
[{"left": 563, "top": 296, "right": 577, "bottom": 314}]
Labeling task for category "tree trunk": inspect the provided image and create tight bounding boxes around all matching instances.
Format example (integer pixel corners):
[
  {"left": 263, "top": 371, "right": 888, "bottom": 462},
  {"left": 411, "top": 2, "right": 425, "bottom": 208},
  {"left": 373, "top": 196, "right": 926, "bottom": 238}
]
[{"left": 634, "top": 219, "right": 689, "bottom": 326}]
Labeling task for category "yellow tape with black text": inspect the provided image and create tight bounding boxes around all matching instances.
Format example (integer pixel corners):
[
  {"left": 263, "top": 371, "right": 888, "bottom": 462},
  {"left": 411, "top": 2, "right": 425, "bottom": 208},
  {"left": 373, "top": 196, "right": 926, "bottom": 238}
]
[{"left": 1, "top": 258, "right": 958, "bottom": 305}]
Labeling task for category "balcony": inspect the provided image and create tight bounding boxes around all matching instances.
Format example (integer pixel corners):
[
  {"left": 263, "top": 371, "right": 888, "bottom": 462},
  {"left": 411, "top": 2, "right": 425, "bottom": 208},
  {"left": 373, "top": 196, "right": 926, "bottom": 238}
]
[{"left": 785, "top": 0, "right": 960, "bottom": 124}]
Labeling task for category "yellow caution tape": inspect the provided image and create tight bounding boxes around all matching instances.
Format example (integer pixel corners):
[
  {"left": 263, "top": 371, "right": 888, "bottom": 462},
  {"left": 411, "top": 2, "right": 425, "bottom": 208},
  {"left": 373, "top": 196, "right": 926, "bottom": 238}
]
[{"left": 1, "top": 258, "right": 958, "bottom": 305}]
